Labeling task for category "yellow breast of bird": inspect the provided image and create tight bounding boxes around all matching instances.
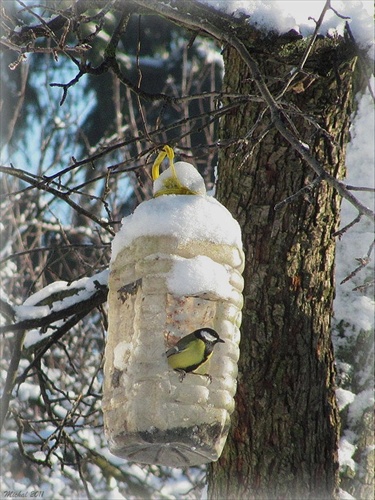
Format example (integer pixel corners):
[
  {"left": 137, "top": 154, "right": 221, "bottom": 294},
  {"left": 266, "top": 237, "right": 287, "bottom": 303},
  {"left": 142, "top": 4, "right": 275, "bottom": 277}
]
[{"left": 167, "top": 339, "right": 211, "bottom": 372}]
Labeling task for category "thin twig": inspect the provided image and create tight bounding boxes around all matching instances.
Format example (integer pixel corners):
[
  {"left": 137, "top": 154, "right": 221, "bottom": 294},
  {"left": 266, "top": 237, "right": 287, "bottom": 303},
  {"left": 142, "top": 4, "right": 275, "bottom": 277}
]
[
  {"left": 352, "top": 278, "right": 375, "bottom": 292},
  {"left": 0, "top": 243, "right": 110, "bottom": 265},
  {"left": 0, "top": 38, "right": 91, "bottom": 55},
  {"left": 5, "top": 62, "right": 29, "bottom": 143},
  {"left": 277, "top": 0, "right": 331, "bottom": 99},
  {"left": 15, "top": 308, "right": 91, "bottom": 386},
  {"left": 345, "top": 185, "right": 375, "bottom": 192},
  {"left": 16, "top": 0, "right": 61, "bottom": 45},
  {"left": 50, "top": 70, "right": 85, "bottom": 106},
  {"left": 36, "top": 97, "right": 248, "bottom": 183},
  {"left": 274, "top": 176, "right": 323, "bottom": 211},
  {"left": 0, "top": 166, "right": 115, "bottom": 234},
  {"left": 0, "top": 299, "right": 16, "bottom": 322},
  {"left": 333, "top": 213, "right": 362, "bottom": 238},
  {"left": 340, "top": 239, "right": 375, "bottom": 285},
  {"left": 135, "top": 14, "right": 155, "bottom": 145}
]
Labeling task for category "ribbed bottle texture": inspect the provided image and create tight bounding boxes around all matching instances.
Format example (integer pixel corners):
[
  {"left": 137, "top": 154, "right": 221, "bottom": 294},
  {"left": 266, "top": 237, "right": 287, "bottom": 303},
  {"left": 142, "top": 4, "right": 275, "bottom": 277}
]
[{"left": 102, "top": 165, "right": 244, "bottom": 466}]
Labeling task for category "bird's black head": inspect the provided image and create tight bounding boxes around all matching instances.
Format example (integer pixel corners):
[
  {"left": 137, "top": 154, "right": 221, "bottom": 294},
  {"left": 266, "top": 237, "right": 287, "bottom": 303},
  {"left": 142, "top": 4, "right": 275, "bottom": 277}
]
[{"left": 194, "top": 328, "right": 225, "bottom": 345}]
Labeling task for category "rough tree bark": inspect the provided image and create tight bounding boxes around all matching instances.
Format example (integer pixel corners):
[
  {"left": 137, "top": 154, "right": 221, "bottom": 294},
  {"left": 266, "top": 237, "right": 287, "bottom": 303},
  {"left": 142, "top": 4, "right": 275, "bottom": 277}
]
[{"left": 209, "top": 33, "right": 358, "bottom": 499}]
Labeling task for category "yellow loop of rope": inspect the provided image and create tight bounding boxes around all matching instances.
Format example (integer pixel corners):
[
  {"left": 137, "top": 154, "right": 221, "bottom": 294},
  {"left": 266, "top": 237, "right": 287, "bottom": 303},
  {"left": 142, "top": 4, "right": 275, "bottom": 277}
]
[
  {"left": 152, "top": 145, "right": 175, "bottom": 180},
  {"left": 152, "top": 145, "right": 199, "bottom": 197}
]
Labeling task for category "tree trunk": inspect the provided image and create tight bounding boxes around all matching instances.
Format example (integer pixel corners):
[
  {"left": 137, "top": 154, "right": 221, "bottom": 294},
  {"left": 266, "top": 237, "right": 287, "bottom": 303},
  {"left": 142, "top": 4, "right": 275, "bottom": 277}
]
[{"left": 209, "top": 33, "right": 357, "bottom": 499}]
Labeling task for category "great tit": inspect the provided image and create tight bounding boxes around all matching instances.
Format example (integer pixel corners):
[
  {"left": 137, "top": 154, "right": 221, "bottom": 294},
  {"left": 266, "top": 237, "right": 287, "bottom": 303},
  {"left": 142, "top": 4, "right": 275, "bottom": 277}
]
[{"left": 166, "top": 328, "right": 225, "bottom": 382}]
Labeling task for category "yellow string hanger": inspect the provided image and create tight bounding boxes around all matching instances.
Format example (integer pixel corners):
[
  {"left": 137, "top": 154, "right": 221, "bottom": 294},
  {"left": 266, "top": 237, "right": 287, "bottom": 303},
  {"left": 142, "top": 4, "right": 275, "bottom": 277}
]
[{"left": 152, "top": 145, "right": 199, "bottom": 197}]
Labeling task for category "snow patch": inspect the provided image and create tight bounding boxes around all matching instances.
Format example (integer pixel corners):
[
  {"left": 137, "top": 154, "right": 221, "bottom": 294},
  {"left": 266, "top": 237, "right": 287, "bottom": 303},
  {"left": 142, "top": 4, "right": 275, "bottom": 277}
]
[
  {"left": 348, "top": 389, "right": 374, "bottom": 424},
  {"left": 336, "top": 388, "right": 355, "bottom": 411},
  {"left": 167, "top": 255, "right": 233, "bottom": 299},
  {"left": 153, "top": 161, "right": 207, "bottom": 196},
  {"left": 113, "top": 341, "right": 132, "bottom": 370},
  {"left": 338, "top": 435, "right": 357, "bottom": 472},
  {"left": 111, "top": 195, "right": 242, "bottom": 261},
  {"left": 201, "top": 1, "right": 374, "bottom": 52}
]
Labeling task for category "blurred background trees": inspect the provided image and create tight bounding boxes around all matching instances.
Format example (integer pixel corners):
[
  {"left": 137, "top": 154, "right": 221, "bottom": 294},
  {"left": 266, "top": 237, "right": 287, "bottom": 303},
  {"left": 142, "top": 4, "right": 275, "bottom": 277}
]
[{"left": 1, "top": 2, "right": 223, "bottom": 497}]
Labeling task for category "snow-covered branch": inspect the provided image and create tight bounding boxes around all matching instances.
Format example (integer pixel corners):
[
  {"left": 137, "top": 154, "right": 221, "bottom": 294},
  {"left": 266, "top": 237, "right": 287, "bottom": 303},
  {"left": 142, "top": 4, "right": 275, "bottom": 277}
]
[
  {"left": 0, "top": 270, "right": 108, "bottom": 336},
  {"left": 0, "top": 271, "right": 108, "bottom": 431}
]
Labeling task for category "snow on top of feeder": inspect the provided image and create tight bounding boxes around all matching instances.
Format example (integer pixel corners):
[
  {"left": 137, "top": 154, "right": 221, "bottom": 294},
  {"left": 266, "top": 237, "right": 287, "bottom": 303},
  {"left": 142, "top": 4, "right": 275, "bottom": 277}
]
[
  {"left": 111, "top": 146, "right": 242, "bottom": 261},
  {"left": 111, "top": 194, "right": 242, "bottom": 261},
  {"left": 153, "top": 161, "right": 206, "bottom": 197}
]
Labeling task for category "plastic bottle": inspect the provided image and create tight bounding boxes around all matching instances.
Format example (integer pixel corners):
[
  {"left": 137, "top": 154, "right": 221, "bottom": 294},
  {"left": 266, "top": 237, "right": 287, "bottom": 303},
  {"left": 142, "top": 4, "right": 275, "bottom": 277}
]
[{"left": 102, "top": 147, "right": 244, "bottom": 466}]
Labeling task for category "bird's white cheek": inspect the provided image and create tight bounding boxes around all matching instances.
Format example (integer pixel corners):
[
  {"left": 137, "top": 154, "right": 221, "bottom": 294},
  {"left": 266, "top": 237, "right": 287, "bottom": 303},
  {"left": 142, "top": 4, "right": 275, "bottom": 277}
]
[{"left": 200, "top": 330, "right": 217, "bottom": 342}]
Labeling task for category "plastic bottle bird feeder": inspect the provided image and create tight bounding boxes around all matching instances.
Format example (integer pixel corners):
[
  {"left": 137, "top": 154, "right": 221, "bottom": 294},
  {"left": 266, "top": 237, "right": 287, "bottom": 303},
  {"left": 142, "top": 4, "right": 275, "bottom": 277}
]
[{"left": 102, "top": 146, "right": 244, "bottom": 467}]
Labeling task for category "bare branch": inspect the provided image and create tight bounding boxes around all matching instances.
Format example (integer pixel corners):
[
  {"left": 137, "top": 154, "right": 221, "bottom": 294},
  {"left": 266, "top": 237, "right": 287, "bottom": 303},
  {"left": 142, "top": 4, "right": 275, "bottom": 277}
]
[
  {"left": 50, "top": 70, "right": 86, "bottom": 106},
  {"left": 0, "top": 298, "right": 16, "bottom": 322},
  {"left": 345, "top": 185, "right": 375, "bottom": 192},
  {"left": 4, "top": 62, "right": 29, "bottom": 142},
  {"left": 15, "top": 308, "right": 92, "bottom": 387},
  {"left": 340, "top": 239, "right": 375, "bottom": 285},
  {"left": 274, "top": 176, "right": 323, "bottom": 211},
  {"left": 328, "top": 4, "right": 351, "bottom": 20},
  {"left": 0, "top": 244, "right": 109, "bottom": 266},
  {"left": 0, "top": 37, "right": 91, "bottom": 58},
  {"left": 35, "top": 96, "right": 249, "bottom": 184},
  {"left": 333, "top": 213, "right": 362, "bottom": 238},
  {"left": 6, "top": 0, "right": 106, "bottom": 45},
  {"left": 0, "top": 165, "right": 115, "bottom": 234},
  {"left": 352, "top": 278, "right": 375, "bottom": 292}
]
